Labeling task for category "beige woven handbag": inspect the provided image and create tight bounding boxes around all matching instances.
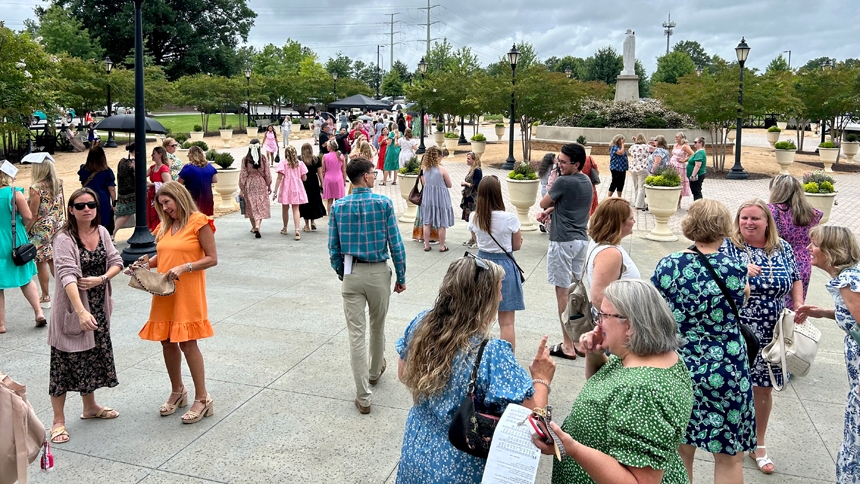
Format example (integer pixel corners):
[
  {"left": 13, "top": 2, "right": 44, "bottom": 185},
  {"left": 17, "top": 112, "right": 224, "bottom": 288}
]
[
  {"left": 761, "top": 308, "right": 821, "bottom": 391},
  {"left": 127, "top": 268, "right": 176, "bottom": 296},
  {"left": 0, "top": 372, "right": 46, "bottom": 484}
]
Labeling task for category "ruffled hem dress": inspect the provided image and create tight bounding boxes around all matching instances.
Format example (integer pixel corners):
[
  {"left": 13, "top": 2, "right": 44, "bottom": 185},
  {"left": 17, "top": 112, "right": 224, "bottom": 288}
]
[
  {"left": 419, "top": 167, "right": 454, "bottom": 228},
  {"left": 275, "top": 161, "right": 309, "bottom": 205},
  {"left": 139, "top": 212, "right": 215, "bottom": 343}
]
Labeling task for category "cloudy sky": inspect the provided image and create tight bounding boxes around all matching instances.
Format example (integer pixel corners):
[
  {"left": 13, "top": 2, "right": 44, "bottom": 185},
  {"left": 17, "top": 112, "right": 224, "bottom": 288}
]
[{"left": 2, "top": 0, "right": 858, "bottom": 75}]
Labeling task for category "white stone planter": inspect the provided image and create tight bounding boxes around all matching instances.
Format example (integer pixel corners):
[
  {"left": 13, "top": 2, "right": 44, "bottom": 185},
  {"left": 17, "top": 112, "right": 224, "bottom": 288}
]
[
  {"left": 470, "top": 140, "right": 486, "bottom": 156},
  {"left": 245, "top": 127, "right": 257, "bottom": 138},
  {"left": 774, "top": 149, "right": 796, "bottom": 175},
  {"left": 842, "top": 141, "right": 859, "bottom": 161},
  {"left": 531, "top": 125, "right": 538, "bottom": 137},
  {"left": 805, "top": 191, "right": 837, "bottom": 224},
  {"left": 433, "top": 132, "right": 444, "bottom": 147},
  {"left": 643, "top": 185, "right": 681, "bottom": 241},
  {"left": 214, "top": 167, "right": 239, "bottom": 210},
  {"left": 189, "top": 131, "right": 204, "bottom": 142},
  {"left": 583, "top": 145, "right": 592, "bottom": 157},
  {"left": 398, "top": 174, "right": 419, "bottom": 223},
  {"left": 818, "top": 147, "right": 839, "bottom": 172},
  {"left": 726, "top": 130, "right": 736, "bottom": 142},
  {"left": 777, "top": 121, "right": 788, "bottom": 131},
  {"left": 219, "top": 129, "right": 233, "bottom": 147},
  {"left": 495, "top": 125, "right": 505, "bottom": 141},
  {"left": 444, "top": 138, "right": 459, "bottom": 157},
  {"left": 506, "top": 178, "right": 539, "bottom": 232},
  {"left": 766, "top": 130, "right": 781, "bottom": 147}
]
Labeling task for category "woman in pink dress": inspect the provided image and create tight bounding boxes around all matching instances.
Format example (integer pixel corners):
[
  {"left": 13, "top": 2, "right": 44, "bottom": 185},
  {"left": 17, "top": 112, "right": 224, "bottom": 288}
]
[
  {"left": 272, "top": 146, "right": 308, "bottom": 240},
  {"left": 320, "top": 139, "right": 346, "bottom": 214},
  {"left": 263, "top": 126, "right": 279, "bottom": 166},
  {"left": 670, "top": 132, "right": 695, "bottom": 209}
]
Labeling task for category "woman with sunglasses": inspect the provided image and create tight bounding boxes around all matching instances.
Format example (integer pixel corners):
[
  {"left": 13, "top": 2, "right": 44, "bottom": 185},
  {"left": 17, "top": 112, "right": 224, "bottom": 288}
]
[
  {"left": 162, "top": 138, "right": 183, "bottom": 181},
  {"left": 396, "top": 255, "right": 555, "bottom": 483},
  {"left": 533, "top": 280, "right": 694, "bottom": 484},
  {"left": 47, "top": 188, "right": 124, "bottom": 444},
  {"left": 687, "top": 137, "right": 707, "bottom": 200}
]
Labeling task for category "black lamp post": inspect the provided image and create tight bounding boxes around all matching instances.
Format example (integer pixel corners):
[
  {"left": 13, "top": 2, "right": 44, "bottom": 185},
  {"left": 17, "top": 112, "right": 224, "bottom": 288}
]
[
  {"left": 244, "top": 67, "right": 251, "bottom": 128},
  {"left": 416, "top": 57, "right": 428, "bottom": 155},
  {"left": 121, "top": 0, "right": 157, "bottom": 265},
  {"left": 820, "top": 59, "right": 833, "bottom": 144},
  {"left": 502, "top": 44, "right": 521, "bottom": 170},
  {"left": 727, "top": 37, "right": 750, "bottom": 180},
  {"left": 103, "top": 56, "right": 117, "bottom": 148},
  {"left": 332, "top": 70, "right": 338, "bottom": 98}
]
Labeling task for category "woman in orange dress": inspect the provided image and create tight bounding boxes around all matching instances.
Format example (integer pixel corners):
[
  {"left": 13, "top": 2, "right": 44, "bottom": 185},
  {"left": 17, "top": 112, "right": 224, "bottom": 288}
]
[{"left": 131, "top": 182, "right": 217, "bottom": 424}]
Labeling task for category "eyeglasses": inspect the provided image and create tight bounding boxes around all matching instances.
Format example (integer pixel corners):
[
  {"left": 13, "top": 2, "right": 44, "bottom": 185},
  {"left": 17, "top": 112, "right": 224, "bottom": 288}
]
[
  {"left": 169, "top": 144, "right": 179, "bottom": 147},
  {"left": 595, "top": 310, "right": 628, "bottom": 324},
  {"left": 464, "top": 252, "right": 488, "bottom": 282},
  {"left": 72, "top": 201, "right": 98, "bottom": 210}
]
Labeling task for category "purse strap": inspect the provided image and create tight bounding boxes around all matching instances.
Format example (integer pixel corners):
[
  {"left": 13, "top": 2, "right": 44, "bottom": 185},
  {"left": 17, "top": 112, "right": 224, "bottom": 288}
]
[
  {"left": 689, "top": 246, "right": 741, "bottom": 320},
  {"left": 10, "top": 188, "right": 20, "bottom": 250},
  {"left": 485, "top": 230, "right": 525, "bottom": 276},
  {"left": 466, "top": 339, "right": 489, "bottom": 396},
  {"left": 413, "top": 169, "right": 423, "bottom": 191},
  {"left": 82, "top": 170, "right": 98, "bottom": 188}
]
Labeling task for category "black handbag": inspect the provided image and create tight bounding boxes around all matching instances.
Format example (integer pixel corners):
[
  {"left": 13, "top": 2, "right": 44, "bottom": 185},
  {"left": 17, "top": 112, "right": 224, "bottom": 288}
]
[
  {"left": 690, "top": 246, "right": 760, "bottom": 368},
  {"left": 10, "top": 192, "right": 36, "bottom": 266},
  {"left": 448, "top": 340, "right": 500, "bottom": 459}
]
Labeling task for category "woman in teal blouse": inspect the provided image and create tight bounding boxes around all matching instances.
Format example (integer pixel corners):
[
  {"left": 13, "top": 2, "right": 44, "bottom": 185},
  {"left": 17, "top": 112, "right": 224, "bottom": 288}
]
[{"left": 686, "top": 137, "right": 707, "bottom": 201}]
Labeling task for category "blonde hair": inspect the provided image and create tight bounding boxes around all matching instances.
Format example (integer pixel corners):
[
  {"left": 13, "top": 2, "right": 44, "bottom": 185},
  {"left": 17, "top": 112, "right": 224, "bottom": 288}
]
[
  {"left": 30, "top": 160, "right": 61, "bottom": 198},
  {"left": 0, "top": 171, "right": 12, "bottom": 187},
  {"left": 634, "top": 133, "right": 646, "bottom": 144},
  {"left": 357, "top": 141, "right": 373, "bottom": 159},
  {"left": 675, "top": 132, "right": 688, "bottom": 144},
  {"left": 467, "top": 151, "right": 482, "bottom": 169},
  {"left": 187, "top": 146, "right": 207, "bottom": 168},
  {"left": 731, "top": 199, "right": 781, "bottom": 253},
  {"left": 809, "top": 225, "right": 860, "bottom": 275},
  {"left": 422, "top": 146, "right": 442, "bottom": 169},
  {"left": 162, "top": 137, "right": 176, "bottom": 149},
  {"left": 154, "top": 181, "right": 199, "bottom": 241},
  {"left": 300, "top": 143, "right": 315, "bottom": 166},
  {"left": 654, "top": 135, "right": 669, "bottom": 149},
  {"left": 682, "top": 199, "right": 732, "bottom": 244},
  {"left": 611, "top": 134, "right": 624, "bottom": 147},
  {"left": 284, "top": 145, "right": 299, "bottom": 168},
  {"left": 769, "top": 175, "right": 817, "bottom": 227},
  {"left": 588, "top": 198, "right": 632, "bottom": 245},
  {"left": 400, "top": 257, "right": 505, "bottom": 403},
  {"left": 327, "top": 139, "right": 339, "bottom": 153}
]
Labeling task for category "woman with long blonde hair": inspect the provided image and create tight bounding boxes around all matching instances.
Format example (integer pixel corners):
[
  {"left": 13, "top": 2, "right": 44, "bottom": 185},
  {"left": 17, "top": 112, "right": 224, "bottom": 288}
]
[
  {"left": 396, "top": 255, "right": 555, "bottom": 481},
  {"left": 26, "top": 159, "right": 65, "bottom": 307},
  {"left": 670, "top": 131, "right": 695, "bottom": 208},
  {"left": 298, "top": 142, "right": 326, "bottom": 232},
  {"left": 132, "top": 182, "right": 217, "bottom": 424},
  {"left": 321, "top": 138, "right": 347, "bottom": 214},
  {"left": 459, "top": 151, "right": 483, "bottom": 224},
  {"left": 177, "top": 146, "right": 218, "bottom": 216},
  {"left": 273, "top": 145, "right": 308, "bottom": 240}
]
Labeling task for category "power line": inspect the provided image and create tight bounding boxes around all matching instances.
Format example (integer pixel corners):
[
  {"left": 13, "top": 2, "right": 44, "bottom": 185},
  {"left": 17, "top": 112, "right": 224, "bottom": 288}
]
[
  {"left": 418, "top": 0, "right": 440, "bottom": 57},
  {"left": 439, "top": 5, "right": 508, "bottom": 44}
]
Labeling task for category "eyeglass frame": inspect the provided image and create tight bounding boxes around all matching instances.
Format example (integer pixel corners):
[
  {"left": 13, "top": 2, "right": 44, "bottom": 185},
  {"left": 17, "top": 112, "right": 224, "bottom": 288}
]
[{"left": 595, "top": 310, "right": 628, "bottom": 325}]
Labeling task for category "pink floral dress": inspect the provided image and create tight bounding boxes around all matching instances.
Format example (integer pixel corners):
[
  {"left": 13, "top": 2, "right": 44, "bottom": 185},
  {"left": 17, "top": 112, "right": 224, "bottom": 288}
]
[{"left": 670, "top": 144, "right": 692, "bottom": 198}]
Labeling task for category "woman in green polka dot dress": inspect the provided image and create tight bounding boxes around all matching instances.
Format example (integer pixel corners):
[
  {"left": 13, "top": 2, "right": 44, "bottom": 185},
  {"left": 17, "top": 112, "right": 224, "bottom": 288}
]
[{"left": 533, "top": 280, "right": 694, "bottom": 483}]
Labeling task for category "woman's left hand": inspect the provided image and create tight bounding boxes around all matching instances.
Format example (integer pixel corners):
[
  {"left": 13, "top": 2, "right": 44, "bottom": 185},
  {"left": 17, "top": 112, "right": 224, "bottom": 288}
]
[
  {"left": 76, "top": 276, "right": 104, "bottom": 290},
  {"left": 532, "top": 421, "right": 573, "bottom": 456},
  {"left": 166, "top": 265, "right": 188, "bottom": 281}
]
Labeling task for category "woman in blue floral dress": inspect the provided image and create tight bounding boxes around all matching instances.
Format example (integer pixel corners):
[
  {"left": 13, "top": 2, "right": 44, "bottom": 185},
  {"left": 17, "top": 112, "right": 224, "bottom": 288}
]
[
  {"left": 719, "top": 199, "right": 803, "bottom": 475},
  {"left": 797, "top": 226, "right": 860, "bottom": 483},
  {"left": 653, "top": 200, "right": 755, "bottom": 483},
  {"left": 396, "top": 255, "right": 555, "bottom": 483}
]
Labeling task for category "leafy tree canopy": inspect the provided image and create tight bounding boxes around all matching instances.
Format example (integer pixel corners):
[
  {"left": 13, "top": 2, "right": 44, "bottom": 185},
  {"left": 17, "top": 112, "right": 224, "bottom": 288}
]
[
  {"left": 584, "top": 46, "right": 623, "bottom": 85},
  {"left": 24, "top": 4, "right": 105, "bottom": 60},
  {"left": 651, "top": 51, "right": 696, "bottom": 84},
  {"left": 766, "top": 54, "right": 790, "bottom": 74},
  {"left": 672, "top": 40, "right": 711, "bottom": 69},
  {"left": 381, "top": 70, "right": 404, "bottom": 97},
  {"left": 325, "top": 52, "right": 352, "bottom": 80}
]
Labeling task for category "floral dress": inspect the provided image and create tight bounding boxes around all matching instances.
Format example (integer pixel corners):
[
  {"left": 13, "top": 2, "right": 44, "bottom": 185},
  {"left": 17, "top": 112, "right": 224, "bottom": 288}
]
[
  {"left": 768, "top": 203, "right": 822, "bottom": 308},
  {"left": 825, "top": 265, "right": 860, "bottom": 482},
  {"left": 395, "top": 311, "right": 535, "bottom": 484},
  {"left": 166, "top": 152, "right": 183, "bottom": 181},
  {"left": 49, "top": 239, "right": 119, "bottom": 397},
  {"left": 652, "top": 252, "right": 756, "bottom": 455},
  {"left": 27, "top": 183, "right": 65, "bottom": 262},
  {"left": 720, "top": 239, "right": 800, "bottom": 387},
  {"left": 459, "top": 168, "right": 482, "bottom": 222},
  {"left": 670, "top": 145, "right": 691, "bottom": 198}
]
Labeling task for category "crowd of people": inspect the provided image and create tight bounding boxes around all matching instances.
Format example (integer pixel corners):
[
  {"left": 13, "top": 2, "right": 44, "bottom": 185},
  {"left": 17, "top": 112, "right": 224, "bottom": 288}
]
[{"left": 2, "top": 117, "right": 859, "bottom": 484}]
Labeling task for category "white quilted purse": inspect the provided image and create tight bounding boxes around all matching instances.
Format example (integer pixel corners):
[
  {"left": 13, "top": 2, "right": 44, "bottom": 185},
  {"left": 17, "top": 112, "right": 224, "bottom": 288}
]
[{"left": 761, "top": 308, "right": 822, "bottom": 391}]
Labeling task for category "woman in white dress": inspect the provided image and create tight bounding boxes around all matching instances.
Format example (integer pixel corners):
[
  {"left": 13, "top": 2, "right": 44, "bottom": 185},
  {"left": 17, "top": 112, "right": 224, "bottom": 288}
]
[{"left": 398, "top": 128, "right": 419, "bottom": 168}]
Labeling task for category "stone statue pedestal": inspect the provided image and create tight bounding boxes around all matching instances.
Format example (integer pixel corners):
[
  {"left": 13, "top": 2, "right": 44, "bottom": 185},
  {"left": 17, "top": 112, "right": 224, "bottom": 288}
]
[{"left": 615, "top": 75, "right": 640, "bottom": 102}]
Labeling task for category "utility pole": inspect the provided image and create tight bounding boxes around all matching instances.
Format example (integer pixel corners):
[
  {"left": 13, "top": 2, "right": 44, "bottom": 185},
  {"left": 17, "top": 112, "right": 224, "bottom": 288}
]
[
  {"left": 783, "top": 50, "right": 792, "bottom": 69},
  {"left": 418, "top": 0, "right": 439, "bottom": 57},
  {"left": 376, "top": 44, "right": 383, "bottom": 99},
  {"left": 662, "top": 14, "right": 676, "bottom": 55},
  {"left": 385, "top": 13, "right": 401, "bottom": 70}
]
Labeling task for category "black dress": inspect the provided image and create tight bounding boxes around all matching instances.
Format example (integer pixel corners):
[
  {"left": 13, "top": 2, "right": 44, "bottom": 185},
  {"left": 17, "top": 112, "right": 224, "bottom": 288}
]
[
  {"left": 49, "top": 239, "right": 119, "bottom": 397},
  {"left": 299, "top": 157, "right": 327, "bottom": 221}
]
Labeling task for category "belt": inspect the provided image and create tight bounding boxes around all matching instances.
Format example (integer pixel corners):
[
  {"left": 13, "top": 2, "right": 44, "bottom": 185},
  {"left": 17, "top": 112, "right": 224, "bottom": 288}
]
[{"left": 353, "top": 258, "right": 382, "bottom": 264}]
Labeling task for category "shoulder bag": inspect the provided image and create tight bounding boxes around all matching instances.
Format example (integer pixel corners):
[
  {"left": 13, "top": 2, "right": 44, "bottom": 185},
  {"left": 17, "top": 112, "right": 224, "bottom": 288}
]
[
  {"left": 448, "top": 340, "right": 499, "bottom": 459},
  {"left": 0, "top": 372, "right": 46, "bottom": 484},
  {"left": 408, "top": 170, "right": 423, "bottom": 206},
  {"left": 761, "top": 308, "right": 821, "bottom": 390},
  {"left": 690, "top": 246, "right": 759, "bottom": 368},
  {"left": 485, "top": 231, "right": 525, "bottom": 284},
  {"left": 10, "top": 192, "right": 36, "bottom": 266},
  {"left": 127, "top": 267, "right": 176, "bottom": 297},
  {"left": 561, "top": 245, "right": 599, "bottom": 344}
]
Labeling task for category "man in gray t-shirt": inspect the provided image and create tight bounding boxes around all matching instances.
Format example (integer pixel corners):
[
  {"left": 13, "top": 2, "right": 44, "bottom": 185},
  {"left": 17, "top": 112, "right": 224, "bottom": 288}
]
[{"left": 539, "top": 142, "right": 593, "bottom": 359}]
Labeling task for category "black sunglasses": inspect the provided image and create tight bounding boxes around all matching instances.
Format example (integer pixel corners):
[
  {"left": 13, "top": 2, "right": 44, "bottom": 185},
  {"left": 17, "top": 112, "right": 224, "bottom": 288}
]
[
  {"left": 72, "top": 201, "right": 98, "bottom": 210},
  {"left": 464, "top": 252, "right": 488, "bottom": 282}
]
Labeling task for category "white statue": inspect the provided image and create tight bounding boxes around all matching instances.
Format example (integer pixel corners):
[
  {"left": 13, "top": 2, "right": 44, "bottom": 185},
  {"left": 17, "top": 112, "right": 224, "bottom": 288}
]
[{"left": 622, "top": 29, "right": 636, "bottom": 76}]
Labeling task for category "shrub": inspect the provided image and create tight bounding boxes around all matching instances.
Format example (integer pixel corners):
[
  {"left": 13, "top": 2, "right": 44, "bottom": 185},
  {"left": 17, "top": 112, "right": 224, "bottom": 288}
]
[
  {"left": 577, "top": 112, "right": 609, "bottom": 128},
  {"left": 803, "top": 182, "right": 819, "bottom": 193},
  {"left": 819, "top": 141, "right": 836, "bottom": 148},
  {"left": 436, "top": 122, "right": 444, "bottom": 132},
  {"left": 802, "top": 171, "right": 836, "bottom": 193},
  {"left": 174, "top": 134, "right": 188, "bottom": 144},
  {"left": 645, "top": 165, "right": 681, "bottom": 187},
  {"left": 640, "top": 112, "right": 667, "bottom": 129},
  {"left": 846, "top": 133, "right": 859, "bottom": 142},
  {"left": 212, "top": 152, "right": 234, "bottom": 169},
  {"left": 576, "top": 135, "right": 587, "bottom": 145},
  {"left": 774, "top": 140, "right": 796, "bottom": 150},
  {"left": 495, "top": 123, "right": 505, "bottom": 128},
  {"left": 470, "top": 133, "right": 486, "bottom": 142},
  {"left": 551, "top": 99, "right": 695, "bottom": 129},
  {"left": 507, "top": 161, "right": 538, "bottom": 181},
  {"left": 193, "top": 124, "right": 203, "bottom": 132},
  {"left": 819, "top": 181, "right": 835, "bottom": 192},
  {"left": 292, "top": 118, "right": 300, "bottom": 124},
  {"left": 219, "top": 125, "right": 232, "bottom": 130},
  {"left": 184, "top": 140, "right": 208, "bottom": 151},
  {"left": 444, "top": 131, "right": 459, "bottom": 139},
  {"left": 399, "top": 156, "right": 420, "bottom": 175},
  {"left": 767, "top": 126, "right": 781, "bottom": 132},
  {"left": 532, "top": 121, "right": 539, "bottom": 126}
]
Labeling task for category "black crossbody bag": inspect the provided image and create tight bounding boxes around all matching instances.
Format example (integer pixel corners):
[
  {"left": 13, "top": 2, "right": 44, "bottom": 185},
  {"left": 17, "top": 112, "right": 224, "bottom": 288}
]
[
  {"left": 690, "top": 246, "right": 759, "bottom": 368},
  {"left": 485, "top": 232, "right": 526, "bottom": 283},
  {"left": 10, "top": 192, "right": 36, "bottom": 266},
  {"left": 448, "top": 340, "right": 499, "bottom": 459}
]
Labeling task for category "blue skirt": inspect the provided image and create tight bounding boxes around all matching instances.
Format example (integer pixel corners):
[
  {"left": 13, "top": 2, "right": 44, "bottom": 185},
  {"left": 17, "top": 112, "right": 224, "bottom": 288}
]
[{"left": 478, "top": 250, "right": 525, "bottom": 312}]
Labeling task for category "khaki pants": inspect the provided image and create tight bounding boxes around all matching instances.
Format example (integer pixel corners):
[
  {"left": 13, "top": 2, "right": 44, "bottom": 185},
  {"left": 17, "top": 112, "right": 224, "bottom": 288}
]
[{"left": 342, "top": 261, "right": 392, "bottom": 406}]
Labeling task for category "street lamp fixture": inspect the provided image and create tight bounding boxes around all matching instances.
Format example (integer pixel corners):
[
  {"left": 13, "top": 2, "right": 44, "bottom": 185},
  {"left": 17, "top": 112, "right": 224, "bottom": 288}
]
[
  {"left": 727, "top": 37, "right": 750, "bottom": 180},
  {"left": 332, "top": 70, "right": 338, "bottom": 98},
  {"left": 503, "top": 44, "right": 521, "bottom": 170},
  {"left": 565, "top": 68, "right": 572, "bottom": 79},
  {"left": 822, "top": 59, "right": 833, "bottom": 70},
  {"left": 696, "top": 65, "right": 703, "bottom": 76},
  {"left": 103, "top": 56, "right": 117, "bottom": 147},
  {"left": 244, "top": 67, "right": 252, "bottom": 128},
  {"left": 416, "top": 57, "right": 428, "bottom": 155}
]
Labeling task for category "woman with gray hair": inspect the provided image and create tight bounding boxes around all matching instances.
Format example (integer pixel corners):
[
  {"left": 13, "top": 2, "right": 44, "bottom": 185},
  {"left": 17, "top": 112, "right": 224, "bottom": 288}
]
[{"left": 534, "top": 279, "right": 694, "bottom": 483}]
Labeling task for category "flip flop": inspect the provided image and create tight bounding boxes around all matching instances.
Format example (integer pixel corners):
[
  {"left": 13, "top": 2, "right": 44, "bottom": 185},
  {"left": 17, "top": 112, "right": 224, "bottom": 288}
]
[
  {"left": 439, "top": 246, "right": 449, "bottom": 252},
  {"left": 549, "top": 343, "right": 578, "bottom": 360},
  {"left": 424, "top": 247, "right": 431, "bottom": 252},
  {"left": 80, "top": 406, "right": 119, "bottom": 419}
]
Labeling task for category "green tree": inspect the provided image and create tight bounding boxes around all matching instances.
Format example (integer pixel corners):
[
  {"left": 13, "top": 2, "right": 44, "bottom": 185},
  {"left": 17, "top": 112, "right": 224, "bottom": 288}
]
[
  {"left": 584, "top": 46, "right": 623, "bottom": 85},
  {"left": 43, "top": 0, "right": 256, "bottom": 79},
  {"left": 381, "top": 70, "right": 404, "bottom": 97},
  {"left": 325, "top": 53, "right": 352, "bottom": 81},
  {"left": 651, "top": 51, "right": 696, "bottom": 84},
  {"left": 795, "top": 65, "right": 860, "bottom": 155},
  {"left": 799, "top": 56, "right": 833, "bottom": 72},
  {"left": 391, "top": 60, "right": 410, "bottom": 84},
  {"left": 425, "top": 38, "right": 456, "bottom": 74},
  {"left": 766, "top": 55, "right": 791, "bottom": 74},
  {"left": 24, "top": 5, "right": 105, "bottom": 60},
  {"left": 672, "top": 40, "right": 711, "bottom": 69},
  {"left": 545, "top": 55, "right": 588, "bottom": 80},
  {"left": 176, "top": 74, "right": 222, "bottom": 132},
  {"left": 635, "top": 59, "right": 650, "bottom": 98}
]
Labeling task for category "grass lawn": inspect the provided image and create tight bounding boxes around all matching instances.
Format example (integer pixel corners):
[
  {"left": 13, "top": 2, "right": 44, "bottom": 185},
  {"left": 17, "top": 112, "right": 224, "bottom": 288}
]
[{"left": 152, "top": 113, "right": 244, "bottom": 135}]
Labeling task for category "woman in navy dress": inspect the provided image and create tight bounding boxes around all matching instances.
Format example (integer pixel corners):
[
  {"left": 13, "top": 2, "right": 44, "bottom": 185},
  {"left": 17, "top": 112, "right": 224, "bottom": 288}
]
[
  {"left": 177, "top": 146, "right": 218, "bottom": 216},
  {"left": 77, "top": 146, "right": 116, "bottom": 230}
]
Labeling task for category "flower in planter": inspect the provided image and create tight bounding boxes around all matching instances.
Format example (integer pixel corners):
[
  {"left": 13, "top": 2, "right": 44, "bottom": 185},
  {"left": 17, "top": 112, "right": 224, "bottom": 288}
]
[
  {"left": 507, "top": 161, "right": 538, "bottom": 180},
  {"left": 470, "top": 133, "right": 486, "bottom": 142},
  {"left": 802, "top": 171, "right": 836, "bottom": 193},
  {"left": 767, "top": 126, "right": 782, "bottom": 133},
  {"left": 774, "top": 140, "right": 796, "bottom": 150},
  {"left": 444, "top": 132, "right": 460, "bottom": 139},
  {"left": 399, "top": 156, "right": 420, "bottom": 175},
  {"left": 644, "top": 166, "right": 681, "bottom": 187},
  {"left": 819, "top": 141, "right": 836, "bottom": 148}
]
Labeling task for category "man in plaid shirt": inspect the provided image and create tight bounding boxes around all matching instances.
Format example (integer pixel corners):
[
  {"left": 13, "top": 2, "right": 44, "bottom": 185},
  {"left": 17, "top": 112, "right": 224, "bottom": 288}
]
[{"left": 328, "top": 157, "right": 406, "bottom": 414}]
